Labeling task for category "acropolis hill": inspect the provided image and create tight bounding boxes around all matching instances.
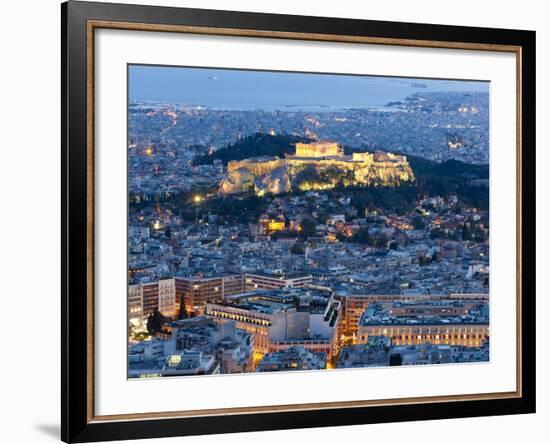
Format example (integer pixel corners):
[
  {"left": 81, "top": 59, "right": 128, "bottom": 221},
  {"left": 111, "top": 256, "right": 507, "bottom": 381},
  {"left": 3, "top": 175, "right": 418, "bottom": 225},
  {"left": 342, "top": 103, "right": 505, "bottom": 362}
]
[{"left": 219, "top": 141, "right": 415, "bottom": 195}]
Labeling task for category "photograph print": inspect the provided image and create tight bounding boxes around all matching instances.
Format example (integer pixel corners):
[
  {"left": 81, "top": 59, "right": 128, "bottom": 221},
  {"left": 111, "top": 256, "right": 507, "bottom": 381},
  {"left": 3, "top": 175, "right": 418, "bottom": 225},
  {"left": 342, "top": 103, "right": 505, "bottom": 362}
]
[{"left": 127, "top": 65, "right": 490, "bottom": 378}]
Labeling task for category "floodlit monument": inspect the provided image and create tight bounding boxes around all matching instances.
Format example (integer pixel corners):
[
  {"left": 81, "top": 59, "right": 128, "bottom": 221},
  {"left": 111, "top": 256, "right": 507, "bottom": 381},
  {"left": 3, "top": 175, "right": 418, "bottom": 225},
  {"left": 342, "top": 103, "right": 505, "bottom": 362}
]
[{"left": 219, "top": 141, "right": 415, "bottom": 195}]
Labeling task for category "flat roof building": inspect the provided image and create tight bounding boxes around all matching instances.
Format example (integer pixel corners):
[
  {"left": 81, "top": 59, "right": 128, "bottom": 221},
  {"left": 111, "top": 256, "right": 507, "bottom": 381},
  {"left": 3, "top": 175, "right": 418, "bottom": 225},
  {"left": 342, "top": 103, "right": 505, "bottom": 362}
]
[
  {"left": 243, "top": 272, "right": 312, "bottom": 292},
  {"left": 206, "top": 288, "right": 340, "bottom": 361},
  {"left": 357, "top": 299, "right": 489, "bottom": 347},
  {"left": 337, "top": 336, "right": 391, "bottom": 368},
  {"left": 256, "top": 346, "right": 326, "bottom": 372}
]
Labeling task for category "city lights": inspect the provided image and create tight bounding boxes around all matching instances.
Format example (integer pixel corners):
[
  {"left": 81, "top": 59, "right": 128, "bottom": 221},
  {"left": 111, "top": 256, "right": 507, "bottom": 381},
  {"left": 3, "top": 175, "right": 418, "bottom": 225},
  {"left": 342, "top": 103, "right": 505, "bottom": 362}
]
[{"left": 127, "top": 67, "right": 489, "bottom": 378}]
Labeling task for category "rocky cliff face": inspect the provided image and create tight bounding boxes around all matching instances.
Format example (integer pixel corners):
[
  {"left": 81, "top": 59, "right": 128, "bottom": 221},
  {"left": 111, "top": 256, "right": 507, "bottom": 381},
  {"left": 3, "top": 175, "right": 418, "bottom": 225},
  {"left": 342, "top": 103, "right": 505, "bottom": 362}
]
[{"left": 219, "top": 153, "right": 415, "bottom": 195}]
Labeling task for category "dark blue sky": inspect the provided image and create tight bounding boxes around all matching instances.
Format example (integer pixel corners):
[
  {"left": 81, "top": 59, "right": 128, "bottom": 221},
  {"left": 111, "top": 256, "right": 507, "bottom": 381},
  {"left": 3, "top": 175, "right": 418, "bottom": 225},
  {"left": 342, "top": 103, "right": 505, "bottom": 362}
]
[{"left": 129, "top": 65, "right": 489, "bottom": 111}]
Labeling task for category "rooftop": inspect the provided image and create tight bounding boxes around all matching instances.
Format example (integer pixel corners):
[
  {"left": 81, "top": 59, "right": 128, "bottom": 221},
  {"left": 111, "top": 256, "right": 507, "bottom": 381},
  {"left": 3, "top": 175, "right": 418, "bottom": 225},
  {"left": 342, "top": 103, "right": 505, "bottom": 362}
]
[{"left": 359, "top": 300, "right": 489, "bottom": 327}]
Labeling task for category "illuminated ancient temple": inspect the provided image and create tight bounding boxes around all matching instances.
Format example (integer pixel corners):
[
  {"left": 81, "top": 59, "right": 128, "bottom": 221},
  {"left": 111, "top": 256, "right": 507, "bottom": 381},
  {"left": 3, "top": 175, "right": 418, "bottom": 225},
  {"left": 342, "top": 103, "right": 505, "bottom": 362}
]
[
  {"left": 294, "top": 141, "right": 343, "bottom": 158},
  {"left": 219, "top": 141, "right": 414, "bottom": 195}
]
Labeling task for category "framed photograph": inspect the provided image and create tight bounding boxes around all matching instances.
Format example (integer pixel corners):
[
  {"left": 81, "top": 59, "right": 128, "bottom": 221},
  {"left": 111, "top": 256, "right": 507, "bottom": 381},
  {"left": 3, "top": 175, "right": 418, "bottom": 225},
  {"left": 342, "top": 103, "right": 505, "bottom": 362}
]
[{"left": 62, "top": 1, "right": 536, "bottom": 442}]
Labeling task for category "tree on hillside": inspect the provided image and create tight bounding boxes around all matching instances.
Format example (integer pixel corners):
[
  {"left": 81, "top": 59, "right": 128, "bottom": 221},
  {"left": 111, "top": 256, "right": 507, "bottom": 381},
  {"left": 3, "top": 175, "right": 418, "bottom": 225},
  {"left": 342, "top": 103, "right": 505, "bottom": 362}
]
[
  {"left": 300, "top": 218, "right": 317, "bottom": 238},
  {"left": 389, "top": 353, "right": 403, "bottom": 366},
  {"left": 177, "top": 298, "right": 189, "bottom": 320},
  {"left": 290, "top": 243, "right": 305, "bottom": 255},
  {"left": 411, "top": 215, "right": 426, "bottom": 230},
  {"left": 352, "top": 227, "right": 371, "bottom": 245},
  {"left": 146, "top": 308, "right": 166, "bottom": 335}
]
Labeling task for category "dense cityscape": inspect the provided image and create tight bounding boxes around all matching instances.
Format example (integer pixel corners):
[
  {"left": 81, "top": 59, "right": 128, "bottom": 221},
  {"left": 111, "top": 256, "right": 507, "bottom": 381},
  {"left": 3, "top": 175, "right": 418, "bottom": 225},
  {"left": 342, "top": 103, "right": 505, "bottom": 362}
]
[{"left": 127, "top": 68, "right": 489, "bottom": 378}]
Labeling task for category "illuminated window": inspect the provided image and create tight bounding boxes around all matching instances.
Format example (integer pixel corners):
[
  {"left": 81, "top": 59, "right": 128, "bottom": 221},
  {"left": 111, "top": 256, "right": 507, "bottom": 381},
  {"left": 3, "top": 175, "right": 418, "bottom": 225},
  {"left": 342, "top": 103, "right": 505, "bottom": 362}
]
[{"left": 168, "top": 355, "right": 181, "bottom": 366}]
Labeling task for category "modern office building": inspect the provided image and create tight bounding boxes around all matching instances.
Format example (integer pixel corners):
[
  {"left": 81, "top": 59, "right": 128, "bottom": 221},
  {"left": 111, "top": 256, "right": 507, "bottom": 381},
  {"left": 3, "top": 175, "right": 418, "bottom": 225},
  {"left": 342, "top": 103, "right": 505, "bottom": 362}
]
[
  {"left": 129, "top": 278, "right": 177, "bottom": 321},
  {"left": 158, "top": 278, "right": 176, "bottom": 318},
  {"left": 175, "top": 274, "right": 244, "bottom": 315},
  {"left": 142, "top": 281, "right": 161, "bottom": 318},
  {"left": 206, "top": 288, "right": 340, "bottom": 361},
  {"left": 206, "top": 298, "right": 273, "bottom": 354},
  {"left": 128, "top": 283, "right": 144, "bottom": 326}
]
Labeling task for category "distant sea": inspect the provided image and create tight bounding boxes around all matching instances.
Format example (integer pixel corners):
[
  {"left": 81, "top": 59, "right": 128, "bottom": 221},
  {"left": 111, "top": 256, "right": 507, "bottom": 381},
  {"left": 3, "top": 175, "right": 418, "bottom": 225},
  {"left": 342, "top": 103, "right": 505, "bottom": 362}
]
[{"left": 129, "top": 65, "right": 489, "bottom": 112}]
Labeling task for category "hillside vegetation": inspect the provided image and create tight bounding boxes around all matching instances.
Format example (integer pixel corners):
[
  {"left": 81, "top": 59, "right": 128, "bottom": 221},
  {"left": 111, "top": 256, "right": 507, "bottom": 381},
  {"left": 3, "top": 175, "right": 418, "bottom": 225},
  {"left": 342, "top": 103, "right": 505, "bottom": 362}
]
[{"left": 193, "top": 133, "right": 310, "bottom": 165}]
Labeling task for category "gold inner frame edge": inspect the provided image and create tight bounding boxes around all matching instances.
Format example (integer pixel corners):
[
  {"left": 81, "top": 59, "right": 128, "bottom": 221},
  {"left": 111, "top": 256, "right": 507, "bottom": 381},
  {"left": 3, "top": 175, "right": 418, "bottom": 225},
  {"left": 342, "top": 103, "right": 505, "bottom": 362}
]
[{"left": 85, "top": 19, "right": 523, "bottom": 423}]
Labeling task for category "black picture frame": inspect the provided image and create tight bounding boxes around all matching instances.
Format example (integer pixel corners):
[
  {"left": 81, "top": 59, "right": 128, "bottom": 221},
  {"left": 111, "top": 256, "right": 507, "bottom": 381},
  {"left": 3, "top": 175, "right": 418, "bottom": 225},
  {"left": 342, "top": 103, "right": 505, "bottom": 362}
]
[{"left": 62, "top": 1, "right": 536, "bottom": 442}]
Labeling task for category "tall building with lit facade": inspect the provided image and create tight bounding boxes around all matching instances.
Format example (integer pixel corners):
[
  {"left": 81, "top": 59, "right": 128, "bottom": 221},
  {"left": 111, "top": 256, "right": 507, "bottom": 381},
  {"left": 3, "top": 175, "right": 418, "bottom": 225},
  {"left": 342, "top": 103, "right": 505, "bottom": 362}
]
[
  {"left": 128, "top": 284, "right": 144, "bottom": 326},
  {"left": 158, "top": 278, "right": 176, "bottom": 318},
  {"left": 206, "top": 289, "right": 340, "bottom": 362},
  {"left": 336, "top": 292, "right": 489, "bottom": 339},
  {"left": 206, "top": 300, "right": 272, "bottom": 354},
  {"left": 175, "top": 274, "right": 243, "bottom": 315},
  {"left": 129, "top": 278, "right": 177, "bottom": 321}
]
